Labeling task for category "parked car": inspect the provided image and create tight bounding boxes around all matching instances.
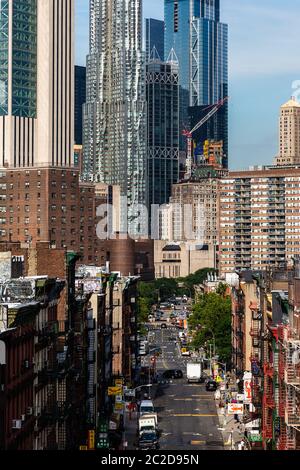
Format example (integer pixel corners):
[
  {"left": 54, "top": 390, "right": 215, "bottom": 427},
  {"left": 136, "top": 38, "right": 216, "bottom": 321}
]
[{"left": 206, "top": 380, "right": 218, "bottom": 392}]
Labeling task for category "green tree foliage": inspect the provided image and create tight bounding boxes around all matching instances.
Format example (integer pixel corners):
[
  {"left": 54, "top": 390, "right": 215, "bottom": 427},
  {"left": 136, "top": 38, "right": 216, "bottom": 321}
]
[{"left": 189, "top": 293, "right": 232, "bottom": 363}]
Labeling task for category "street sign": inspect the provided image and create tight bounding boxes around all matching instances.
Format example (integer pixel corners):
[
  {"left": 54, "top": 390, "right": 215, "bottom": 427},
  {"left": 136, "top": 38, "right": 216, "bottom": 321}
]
[
  {"left": 108, "top": 386, "right": 122, "bottom": 396},
  {"left": 124, "top": 389, "right": 136, "bottom": 397},
  {"left": 248, "top": 434, "right": 262, "bottom": 443},
  {"left": 228, "top": 403, "right": 244, "bottom": 415}
]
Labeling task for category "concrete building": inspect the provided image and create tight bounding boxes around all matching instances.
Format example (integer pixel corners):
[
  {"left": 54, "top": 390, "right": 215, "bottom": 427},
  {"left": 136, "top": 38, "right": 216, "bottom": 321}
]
[
  {"left": 276, "top": 98, "right": 300, "bottom": 166},
  {"left": 0, "top": 0, "right": 74, "bottom": 168},
  {"left": 83, "top": 0, "right": 147, "bottom": 234},
  {"left": 154, "top": 241, "right": 216, "bottom": 279},
  {"left": 219, "top": 166, "right": 300, "bottom": 274}
]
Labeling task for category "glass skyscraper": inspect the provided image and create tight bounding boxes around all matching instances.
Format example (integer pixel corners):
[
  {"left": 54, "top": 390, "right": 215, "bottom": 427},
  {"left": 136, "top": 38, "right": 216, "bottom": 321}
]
[
  {"left": 146, "top": 53, "right": 179, "bottom": 207},
  {"left": 145, "top": 18, "right": 165, "bottom": 61},
  {"left": 0, "top": 0, "right": 74, "bottom": 168},
  {"left": 164, "top": 0, "right": 228, "bottom": 164},
  {"left": 83, "top": 0, "right": 147, "bottom": 234}
]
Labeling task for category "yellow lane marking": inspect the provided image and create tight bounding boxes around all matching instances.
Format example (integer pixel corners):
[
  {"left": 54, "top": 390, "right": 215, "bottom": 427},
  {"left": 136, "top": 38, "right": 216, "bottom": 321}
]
[{"left": 172, "top": 414, "right": 218, "bottom": 417}]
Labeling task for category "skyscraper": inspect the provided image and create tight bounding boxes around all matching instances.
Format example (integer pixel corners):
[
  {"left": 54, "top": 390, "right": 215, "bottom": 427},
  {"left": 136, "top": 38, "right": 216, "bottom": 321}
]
[
  {"left": 75, "top": 65, "right": 86, "bottom": 146},
  {"left": 146, "top": 49, "right": 179, "bottom": 207},
  {"left": 145, "top": 18, "right": 165, "bottom": 61},
  {"left": 0, "top": 0, "right": 74, "bottom": 168},
  {"left": 83, "top": 0, "right": 147, "bottom": 233},
  {"left": 0, "top": 0, "right": 79, "bottom": 252},
  {"left": 164, "top": 0, "right": 228, "bottom": 164},
  {"left": 276, "top": 98, "right": 300, "bottom": 166}
]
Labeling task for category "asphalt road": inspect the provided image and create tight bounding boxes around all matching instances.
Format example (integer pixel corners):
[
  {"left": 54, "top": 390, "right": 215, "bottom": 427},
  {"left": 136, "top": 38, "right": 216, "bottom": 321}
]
[{"left": 147, "top": 323, "right": 224, "bottom": 451}]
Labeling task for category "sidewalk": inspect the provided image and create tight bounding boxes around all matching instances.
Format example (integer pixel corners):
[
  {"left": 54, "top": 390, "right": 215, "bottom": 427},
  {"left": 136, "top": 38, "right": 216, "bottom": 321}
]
[
  {"left": 125, "top": 411, "right": 138, "bottom": 450},
  {"left": 216, "top": 404, "right": 245, "bottom": 450}
]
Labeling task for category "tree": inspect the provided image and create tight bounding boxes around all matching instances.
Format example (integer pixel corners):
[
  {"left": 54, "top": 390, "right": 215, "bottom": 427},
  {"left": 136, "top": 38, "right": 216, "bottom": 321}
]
[
  {"left": 216, "top": 282, "right": 228, "bottom": 297},
  {"left": 189, "top": 293, "right": 232, "bottom": 363}
]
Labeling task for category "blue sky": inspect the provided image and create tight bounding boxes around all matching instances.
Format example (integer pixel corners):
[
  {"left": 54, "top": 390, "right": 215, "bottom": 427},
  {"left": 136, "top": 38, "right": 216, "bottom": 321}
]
[{"left": 75, "top": 0, "right": 300, "bottom": 170}]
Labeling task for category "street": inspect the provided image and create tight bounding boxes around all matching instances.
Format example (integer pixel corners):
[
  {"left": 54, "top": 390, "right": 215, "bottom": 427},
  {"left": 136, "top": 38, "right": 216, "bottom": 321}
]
[{"left": 146, "top": 323, "right": 224, "bottom": 450}]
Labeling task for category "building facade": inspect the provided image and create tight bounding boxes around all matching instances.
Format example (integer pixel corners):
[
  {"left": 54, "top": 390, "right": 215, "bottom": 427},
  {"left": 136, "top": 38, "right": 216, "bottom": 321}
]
[
  {"left": 146, "top": 53, "right": 179, "bottom": 207},
  {"left": 0, "top": 0, "right": 74, "bottom": 168},
  {"left": 75, "top": 66, "right": 86, "bottom": 146},
  {"left": 164, "top": 0, "right": 228, "bottom": 160},
  {"left": 145, "top": 18, "right": 165, "bottom": 61},
  {"left": 83, "top": 0, "right": 147, "bottom": 234},
  {"left": 219, "top": 166, "right": 300, "bottom": 274},
  {"left": 275, "top": 98, "right": 300, "bottom": 166}
]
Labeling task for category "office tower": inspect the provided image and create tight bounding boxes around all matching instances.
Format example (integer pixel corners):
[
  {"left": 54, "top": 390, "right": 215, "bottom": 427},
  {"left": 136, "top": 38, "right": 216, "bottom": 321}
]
[
  {"left": 276, "top": 98, "right": 300, "bottom": 166},
  {"left": 75, "top": 66, "right": 86, "bottom": 145},
  {"left": 0, "top": 0, "right": 74, "bottom": 168},
  {"left": 83, "top": 0, "right": 147, "bottom": 233},
  {"left": 219, "top": 166, "right": 300, "bottom": 274},
  {"left": 145, "top": 18, "right": 165, "bottom": 61},
  {"left": 146, "top": 50, "right": 179, "bottom": 206},
  {"left": 164, "top": 0, "right": 228, "bottom": 164},
  {"left": 0, "top": 1, "right": 79, "bottom": 252}
]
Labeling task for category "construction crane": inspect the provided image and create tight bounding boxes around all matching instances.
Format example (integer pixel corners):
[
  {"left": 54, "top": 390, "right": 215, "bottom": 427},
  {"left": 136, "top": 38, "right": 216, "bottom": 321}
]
[{"left": 183, "top": 96, "right": 229, "bottom": 178}]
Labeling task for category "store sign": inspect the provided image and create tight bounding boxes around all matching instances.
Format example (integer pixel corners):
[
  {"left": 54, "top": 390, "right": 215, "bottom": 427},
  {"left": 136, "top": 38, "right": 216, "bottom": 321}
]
[
  {"left": 248, "top": 434, "right": 262, "bottom": 443},
  {"left": 228, "top": 403, "right": 244, "bottom": 415},
  {"left": 108, "top": 386, "right": 122, "bottom": 396},
  {"left": 237, "top": 394, "right": 245, "bottom": 402},
  {"left": 115, "top": 395, "right": 123, "bottom": 403},
  {"left": 88, "top": 430, "right": 95, "bottom": 450},
  {"left": 243, "top": 372, "right": 252, "bottom": 404}
]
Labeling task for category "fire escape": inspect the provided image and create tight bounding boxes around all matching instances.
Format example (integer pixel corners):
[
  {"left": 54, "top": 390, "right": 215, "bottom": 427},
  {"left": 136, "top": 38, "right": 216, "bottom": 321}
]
[
  {"left": 249, "top": 301, "right": 263, "bottom": 417},
  {"left": 283, "top": 328, "right": 300, "bottom": 449}
]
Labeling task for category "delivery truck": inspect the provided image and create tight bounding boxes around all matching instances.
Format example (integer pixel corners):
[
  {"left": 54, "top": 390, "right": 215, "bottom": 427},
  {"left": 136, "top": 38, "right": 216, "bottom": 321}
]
[
  {"left": 187, "top": 363, "right": 202, "bottom": 383},
  {"left": 138, "top": 414, "right": 159, "bottom": 450}
]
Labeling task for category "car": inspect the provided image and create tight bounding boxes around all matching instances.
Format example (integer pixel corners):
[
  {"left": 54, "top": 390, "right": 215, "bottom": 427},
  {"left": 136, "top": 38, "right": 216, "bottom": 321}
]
[
  {"left": 206, "top": 380, "right": 218, "bottom": 392},
  {"left": 161, "top": 323, "right": 167, "bottom": 329},
  {"left": 162, "top": 369, "right": 183, "bottom": 379}
]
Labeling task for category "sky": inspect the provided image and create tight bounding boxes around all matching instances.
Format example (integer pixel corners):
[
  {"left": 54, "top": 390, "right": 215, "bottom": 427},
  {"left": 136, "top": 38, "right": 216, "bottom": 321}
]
[{"left": 75, "top": 0, "right": 300, "bottom": 170}]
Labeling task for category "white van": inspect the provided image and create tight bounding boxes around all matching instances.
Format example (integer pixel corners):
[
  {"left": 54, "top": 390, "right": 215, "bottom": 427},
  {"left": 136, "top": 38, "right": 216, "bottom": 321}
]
[{"left": 139, "top": 400, "right": 155, "bottom": 415}]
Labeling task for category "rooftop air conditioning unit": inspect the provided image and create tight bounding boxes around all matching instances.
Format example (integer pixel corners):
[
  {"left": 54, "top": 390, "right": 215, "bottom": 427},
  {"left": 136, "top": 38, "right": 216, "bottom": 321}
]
[{"left": 12, "top": 419, "right": 22, "bottom": 430}]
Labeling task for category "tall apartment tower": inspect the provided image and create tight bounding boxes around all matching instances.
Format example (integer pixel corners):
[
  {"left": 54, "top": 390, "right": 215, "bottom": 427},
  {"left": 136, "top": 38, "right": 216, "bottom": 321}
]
[
  {"left": 219, "top": 166, "right": 300, "bottom": 274},
  {"left": 0, "top": 0, "right": 74, "bottom": 168},
  {"left": 145, "top": 18, "right": 165, "bottom": 61},
  {"left": 146, "top": 49, "right": 179, "bottom": 207},
  {"left": 276, "top": 98, "right": 300, "bottom": 166},
  {"left": 83, "top": 0, "right": 147, "bottom": 232},
  {"left": 164, "top": 0, "right": 228, "bottom": 163}
]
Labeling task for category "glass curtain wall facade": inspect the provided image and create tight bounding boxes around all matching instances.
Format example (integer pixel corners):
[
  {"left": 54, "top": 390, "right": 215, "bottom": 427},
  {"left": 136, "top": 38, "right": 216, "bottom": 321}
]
[
  {"left": 145, "top": 18, "right": 165, "bottom": 61},
  {"left": 146, "top": 56, "right": 179, "bottom": 207},
  {"left": 83, "top": 0, "right": 147, "bottom": 234},
  {"left": 0, "top": 0, "right": 9, "bottom": 115},
  {"left": 0, "top": 0, "right": 37, "bottom": 117},
  {"left": 164, "top": 0, "right": 228, "bottom": 165}
]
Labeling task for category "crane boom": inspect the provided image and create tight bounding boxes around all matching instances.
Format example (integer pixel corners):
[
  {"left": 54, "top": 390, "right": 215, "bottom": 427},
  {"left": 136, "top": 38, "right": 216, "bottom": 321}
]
[{"left": 183, "top": 96, "right": 229, "bottom": 178}]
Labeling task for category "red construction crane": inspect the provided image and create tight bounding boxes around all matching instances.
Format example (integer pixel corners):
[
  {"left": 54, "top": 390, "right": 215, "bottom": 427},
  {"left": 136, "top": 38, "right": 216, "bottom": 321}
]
[{"left": 183, "top": 96, "right": 229, "bottom": 177}]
